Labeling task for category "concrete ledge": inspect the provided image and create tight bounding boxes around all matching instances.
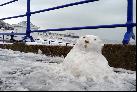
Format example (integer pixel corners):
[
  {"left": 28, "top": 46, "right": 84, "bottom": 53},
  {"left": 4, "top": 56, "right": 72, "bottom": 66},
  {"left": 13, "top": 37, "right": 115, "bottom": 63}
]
[{"left": 0, "top": 43, "right": 136, "bottom": 71}]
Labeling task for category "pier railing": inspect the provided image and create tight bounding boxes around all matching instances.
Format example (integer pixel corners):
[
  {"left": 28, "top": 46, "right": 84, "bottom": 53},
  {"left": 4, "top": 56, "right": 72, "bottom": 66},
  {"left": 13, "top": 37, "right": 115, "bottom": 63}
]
[{"left": 0, "top": 0, "right": 136, "bottom": 44}]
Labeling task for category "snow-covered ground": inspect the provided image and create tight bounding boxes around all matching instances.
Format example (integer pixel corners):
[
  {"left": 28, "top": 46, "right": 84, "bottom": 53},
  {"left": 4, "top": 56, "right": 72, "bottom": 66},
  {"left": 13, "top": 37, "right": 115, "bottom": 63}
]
[
  {"left": 0, "top": 36, "right": 77, "bottom": 46},
  {"left": 0, "top": 42, "right": 13, "bottom": 45},
  {"left": 0, "top": 48, "right": 136, "bottom": 91},
  {"left": 26, "top": 37, "right": 76, "bottom": 46}
]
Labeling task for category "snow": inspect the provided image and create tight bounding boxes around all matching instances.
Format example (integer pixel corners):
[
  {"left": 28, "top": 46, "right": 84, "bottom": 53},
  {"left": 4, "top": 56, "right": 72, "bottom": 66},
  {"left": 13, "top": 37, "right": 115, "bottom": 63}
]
[
  {"left": 0, "top": 47, "right": 136, "bottom": 90},
  {"left": 25, "top": 39, "right": 75, "bottom": 46},
  {"left": 0, "top": 42, "right": 13, "bottom": 45}
]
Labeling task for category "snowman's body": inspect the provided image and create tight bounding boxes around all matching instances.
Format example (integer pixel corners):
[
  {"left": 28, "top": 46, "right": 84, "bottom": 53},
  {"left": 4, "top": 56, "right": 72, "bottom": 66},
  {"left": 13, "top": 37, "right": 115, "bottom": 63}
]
[{"left": 63, "top": 35, "right": 114, "bottom": 81}]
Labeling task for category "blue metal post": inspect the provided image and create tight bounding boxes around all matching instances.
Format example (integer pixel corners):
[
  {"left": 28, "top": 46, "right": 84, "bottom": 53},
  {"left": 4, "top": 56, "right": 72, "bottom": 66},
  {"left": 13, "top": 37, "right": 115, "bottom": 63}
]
[
  {"left": 23, "top": 0, "right": 34, "bottom": 42},
  {"left": 26, "top": 0, "right": 31, "bottom": 37},
  {"left": 123, "top": 0, "right": 135, "bottom": 45}
]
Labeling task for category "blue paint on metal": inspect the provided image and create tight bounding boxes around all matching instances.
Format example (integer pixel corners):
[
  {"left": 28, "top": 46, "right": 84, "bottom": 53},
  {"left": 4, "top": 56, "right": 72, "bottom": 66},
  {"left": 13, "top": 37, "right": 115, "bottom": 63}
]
[
  {"left": 0, "top": 14, "right": 26, "bottom": 21},
  {"left": 0, "top": 33, "right": 26, "bottom": 35},
  {"left": 31, "top": 23, "right": 136, "bottom": 33},
  {"left": 26, "top": 0, "right": 31, "bottom": 36},
  {"left": 0, "top": 0, "right": 99, "bottom": 21},
  {"left": 0, "top": 0, "right": 18, "bottom": 6},
  {"left": 123, "top": 0, "right": 135, "bottom": 45},
  {"left": 23, "top": 0, "right": 34, "bottom": 42},
  {"left": 31, "top": 0, "right": 99, "bottom": 15},
  {"left": 0, "top": 0, "right": 136, "bottom": 44},
  {"left": 22, "top": 36, "right": 34, "bottom": 42}
]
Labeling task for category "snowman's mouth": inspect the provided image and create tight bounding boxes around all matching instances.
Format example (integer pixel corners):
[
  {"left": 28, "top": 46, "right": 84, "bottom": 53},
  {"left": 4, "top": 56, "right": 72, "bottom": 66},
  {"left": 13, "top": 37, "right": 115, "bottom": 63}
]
[{"left": 84, "top": 45, "right": 87, "bottom": 48}]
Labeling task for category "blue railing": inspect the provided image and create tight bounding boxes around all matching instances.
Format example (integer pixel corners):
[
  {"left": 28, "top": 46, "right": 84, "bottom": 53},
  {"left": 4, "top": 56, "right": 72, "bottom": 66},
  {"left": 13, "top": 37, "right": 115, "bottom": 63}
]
[
  {"left": 0, "top": 0, "right": 136, "bottom": 44},
  {"left": 0, "top": 0, "right": 18, "bottom": 6}
]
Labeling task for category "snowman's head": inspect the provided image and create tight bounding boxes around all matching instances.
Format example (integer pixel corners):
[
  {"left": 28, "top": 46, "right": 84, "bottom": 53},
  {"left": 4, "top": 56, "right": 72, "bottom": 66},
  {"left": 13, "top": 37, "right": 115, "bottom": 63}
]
[{"left": 75, "top": 35, "right": 104, "bottom": 53}]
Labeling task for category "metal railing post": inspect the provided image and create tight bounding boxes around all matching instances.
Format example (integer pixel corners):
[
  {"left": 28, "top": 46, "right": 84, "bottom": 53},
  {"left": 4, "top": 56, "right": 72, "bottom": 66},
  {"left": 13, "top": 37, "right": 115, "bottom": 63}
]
[
  {"left": 123, "top": 0, "right": 135, "bottom": 45},
  {"left": 23, "top": 0, "right": 34, "bottom": 42},
  {"left": 26, "top": 0, "right": 31, "bottom": 37}
]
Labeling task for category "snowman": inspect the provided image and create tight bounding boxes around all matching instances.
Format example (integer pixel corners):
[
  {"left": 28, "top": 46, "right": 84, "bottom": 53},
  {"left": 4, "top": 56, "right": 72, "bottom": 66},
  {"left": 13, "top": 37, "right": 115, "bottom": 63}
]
[{"left": 63, "top": 35, "right": 114, "bottom": 82}]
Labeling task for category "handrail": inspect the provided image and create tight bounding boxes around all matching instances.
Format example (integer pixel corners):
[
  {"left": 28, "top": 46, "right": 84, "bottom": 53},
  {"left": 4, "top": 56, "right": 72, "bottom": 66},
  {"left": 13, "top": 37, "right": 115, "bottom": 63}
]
[
  {"left": 0, "top": 0, "right": 136, "bottom": 44},
  {"left": 0, "top": 33, "right": 26, "bottom": 35},
  {"left": 0, "top": 0, "right": 99, "bottom": 21},
  {"left": 31, "top": 23, "right": 136, "bottom": 33},
  {"left": 0, "top": 0, "right": 18, "bottom": 6}
]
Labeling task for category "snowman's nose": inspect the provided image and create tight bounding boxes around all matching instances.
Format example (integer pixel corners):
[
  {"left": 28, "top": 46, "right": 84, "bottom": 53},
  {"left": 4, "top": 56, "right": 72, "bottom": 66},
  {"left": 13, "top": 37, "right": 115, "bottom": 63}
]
[{"left": 85, "top": 40, "right": 89, "bottom": 44}]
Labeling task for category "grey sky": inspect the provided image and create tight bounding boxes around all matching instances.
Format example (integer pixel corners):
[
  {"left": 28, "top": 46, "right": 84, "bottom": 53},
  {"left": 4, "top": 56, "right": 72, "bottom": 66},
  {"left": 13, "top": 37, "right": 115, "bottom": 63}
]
[{"left": 0, "top": 0, "right": 136, "bottom": 42}]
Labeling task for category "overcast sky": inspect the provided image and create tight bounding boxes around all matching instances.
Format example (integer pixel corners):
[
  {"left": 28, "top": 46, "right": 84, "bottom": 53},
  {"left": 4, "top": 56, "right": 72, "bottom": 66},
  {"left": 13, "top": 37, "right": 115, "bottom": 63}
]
[{"left": 0, "top": 0, "right": 136, "bottom": 42}]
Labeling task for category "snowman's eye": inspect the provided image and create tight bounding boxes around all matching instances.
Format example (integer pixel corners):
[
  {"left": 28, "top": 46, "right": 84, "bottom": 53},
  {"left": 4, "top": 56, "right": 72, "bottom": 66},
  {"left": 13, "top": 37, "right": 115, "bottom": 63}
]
[
  {"left": 94, "top": 39, "right": 97, "bottom": 41},
  {"left": 83, "top": 37, "right": 86, "bottom": 38}
]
